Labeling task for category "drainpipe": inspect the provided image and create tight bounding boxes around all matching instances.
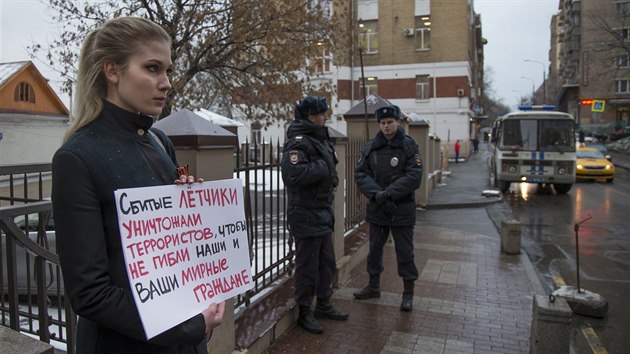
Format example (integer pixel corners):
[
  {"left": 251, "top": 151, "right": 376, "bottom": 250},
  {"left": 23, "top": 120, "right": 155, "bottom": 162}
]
[{"left": 350, "top": 0, "right": 355, "bottom": 106}]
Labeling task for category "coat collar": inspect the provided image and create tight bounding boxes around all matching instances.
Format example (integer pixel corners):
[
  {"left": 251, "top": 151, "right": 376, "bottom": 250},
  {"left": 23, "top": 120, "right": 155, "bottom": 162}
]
[
  {"left": 101, "top": 100, "right": 155, "bottom": 134},
  {"left": 373, "top": 127, "right": 405, "bottom": 149}
]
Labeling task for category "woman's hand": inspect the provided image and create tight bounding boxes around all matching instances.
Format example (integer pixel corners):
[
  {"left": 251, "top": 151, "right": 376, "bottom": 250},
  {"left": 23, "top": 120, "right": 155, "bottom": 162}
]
[
  {"left": 202, "top": 301, "right": 225, "bottom": 340},
  {"left": 174, "top": 175, "right": 204, "bottom": 184}
]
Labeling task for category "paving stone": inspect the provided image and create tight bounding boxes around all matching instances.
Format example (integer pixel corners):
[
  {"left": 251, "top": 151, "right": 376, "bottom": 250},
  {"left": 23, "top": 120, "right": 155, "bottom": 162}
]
[{"left": 264, "top": 210, "right": 536, "bottom": 354}]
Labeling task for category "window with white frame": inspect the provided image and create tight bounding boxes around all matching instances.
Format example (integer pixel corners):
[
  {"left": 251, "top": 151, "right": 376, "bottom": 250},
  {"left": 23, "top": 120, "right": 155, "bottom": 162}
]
[
  {"left": 618, "top": 55, "right": 630, "bottom": 68},
  {"left": 415, "top": 75, "right": 430, "bottom": 100},
  {"left": 617, "top": 2, "right": 630, "bottom": 15},
  {"left": 310, "top": 42, "right": 333, "bottom": 73},
  {"left": 615, "top": 79, "right": 630, "bottom": 93},
  {"left": 415, "top": 16, "right": 431, "bottom": 50},
  {"left": 358, "top": 20, "right": 379, "bottom": 54},
  {"left": 359, "top": 77, "right": 378, "bottom": 97}
]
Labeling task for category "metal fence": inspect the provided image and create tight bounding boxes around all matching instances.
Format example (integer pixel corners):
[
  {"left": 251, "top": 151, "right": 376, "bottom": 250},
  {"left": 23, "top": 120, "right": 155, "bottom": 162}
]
[
  {"left": 233, "top": 140, "right": 293, "bottom": 308},
  {"left": 0, "top": 163, "right": 76, "bottom": 353},
  {"left": 345, "top": 137, "right": 368, "bottom": 231}
]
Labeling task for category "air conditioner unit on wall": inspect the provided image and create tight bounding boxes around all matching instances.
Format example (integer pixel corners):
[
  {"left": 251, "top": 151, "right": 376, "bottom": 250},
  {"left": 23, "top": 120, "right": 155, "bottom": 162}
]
[
  {"left": 457, "top": 88, "right": 465, "bottom": 97},
  {"left": 403, "top": 28, "right": 414, "bottom": 37}
]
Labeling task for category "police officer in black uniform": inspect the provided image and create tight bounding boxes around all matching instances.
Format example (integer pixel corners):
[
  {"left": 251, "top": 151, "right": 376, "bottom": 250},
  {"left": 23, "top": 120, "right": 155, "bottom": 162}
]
[
  {"left": 281, "top": 96, "right": 349, "bottom": 334},
  {"left": 353, "top": 104, "right": 423, "bottom": 312}
]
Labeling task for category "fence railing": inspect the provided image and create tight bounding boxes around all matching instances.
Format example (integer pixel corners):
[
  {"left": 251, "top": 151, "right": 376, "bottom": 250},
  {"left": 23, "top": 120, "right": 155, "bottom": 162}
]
[
  {"left": 345, "top": 137, "right": 367, "bottom": 231},
  {"left": 0, "top": 163, "right": 76, "bottom": 353},
  {"left": 233, "top": 140, "right": 293, "bottom": 308}
]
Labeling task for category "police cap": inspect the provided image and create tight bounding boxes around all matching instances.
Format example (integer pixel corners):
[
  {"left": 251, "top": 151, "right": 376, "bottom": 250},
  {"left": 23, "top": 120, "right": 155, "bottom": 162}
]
[
  {"left": 375, "top": 105, "right": 401, "bottom": 122},
  {"left": 295, "top": 96, "right": 329, "bottom": 120}
]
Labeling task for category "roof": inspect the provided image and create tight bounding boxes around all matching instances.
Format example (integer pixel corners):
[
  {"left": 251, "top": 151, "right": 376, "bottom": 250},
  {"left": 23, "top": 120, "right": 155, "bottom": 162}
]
[
  {"left": 194, "top": 108, "right": 244, "bottom": 127},
  {"left": 499, "top": 110, "right": 574, "bottom": 120},
  {"left": 0, "top": 60, "right": 69, "bottom": 116},
  {"left": 407, "top": 112, "right": 429, "bottom": 125},
  {"left": 343, "top": 93, "right": 407, "bottom": 118},
  {"left": 153, "top": 108, "right": 235, "bottom": 137},
  {"left": 0, "top": 61, "right": 28, "bottom": 87}
]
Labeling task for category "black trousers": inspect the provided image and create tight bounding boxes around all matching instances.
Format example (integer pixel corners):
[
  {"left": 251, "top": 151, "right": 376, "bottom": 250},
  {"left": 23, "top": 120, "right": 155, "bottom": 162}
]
[
  {"left": 367, "top": 224, "right": 418, "bottom": 281},
  {"left": 294, "top": 235, "right": 335, "bottom": 307}
]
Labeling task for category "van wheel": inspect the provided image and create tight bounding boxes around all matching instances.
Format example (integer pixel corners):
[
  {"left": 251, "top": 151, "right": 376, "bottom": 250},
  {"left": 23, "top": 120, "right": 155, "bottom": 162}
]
[
  {"left": 498, "top": 180, "right": 510, "bottom": 193},
  {"left": 553, "top": 183, "right": 572, "bottom": 194}
]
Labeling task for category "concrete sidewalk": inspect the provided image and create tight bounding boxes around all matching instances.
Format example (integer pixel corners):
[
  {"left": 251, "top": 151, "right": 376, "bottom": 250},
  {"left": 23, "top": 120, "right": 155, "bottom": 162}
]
[{"left": 263, "top": 150, "right": 545, "bottom": 354}]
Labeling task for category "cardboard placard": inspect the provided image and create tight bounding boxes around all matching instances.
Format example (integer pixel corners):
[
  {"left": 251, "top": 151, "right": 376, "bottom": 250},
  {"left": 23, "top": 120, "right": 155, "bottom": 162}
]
[{"left": 115, "top": 178, "right": 252, "bottom": 338}]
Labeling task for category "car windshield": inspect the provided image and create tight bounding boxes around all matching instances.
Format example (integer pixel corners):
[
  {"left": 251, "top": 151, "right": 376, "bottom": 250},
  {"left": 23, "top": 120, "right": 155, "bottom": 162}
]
[
  {"left": 577, "top": 150, "right": 605, "bottom": 159},
  {"left": 586, "top": 144, "right": 609, "bottom": 153}
]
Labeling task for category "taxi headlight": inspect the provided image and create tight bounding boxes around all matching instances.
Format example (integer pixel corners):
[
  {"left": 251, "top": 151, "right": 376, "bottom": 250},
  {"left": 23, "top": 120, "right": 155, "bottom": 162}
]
[
  {"left": 576, "top": 164, "right": 583, "bottom": 169},
  {"left": 605, "top": 164, "right": 613, "bottom": 170}
]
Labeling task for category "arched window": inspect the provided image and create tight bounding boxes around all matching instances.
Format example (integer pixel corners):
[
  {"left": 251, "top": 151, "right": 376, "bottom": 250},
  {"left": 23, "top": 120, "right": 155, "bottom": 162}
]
[{"left": 14, "top": 81, "right": 36, "bottom": 103}]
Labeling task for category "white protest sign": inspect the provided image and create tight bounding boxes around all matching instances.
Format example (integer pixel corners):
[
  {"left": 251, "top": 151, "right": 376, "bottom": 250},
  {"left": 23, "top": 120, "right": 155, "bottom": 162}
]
[{"left": 114, "top": 178, "right": 252, "bottom": 339}]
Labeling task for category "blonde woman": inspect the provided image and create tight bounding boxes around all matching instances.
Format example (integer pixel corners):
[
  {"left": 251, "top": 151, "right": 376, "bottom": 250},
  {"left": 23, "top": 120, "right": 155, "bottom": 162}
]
[{"left": 52, "top": 17, "right": 224, "bottom": 354}]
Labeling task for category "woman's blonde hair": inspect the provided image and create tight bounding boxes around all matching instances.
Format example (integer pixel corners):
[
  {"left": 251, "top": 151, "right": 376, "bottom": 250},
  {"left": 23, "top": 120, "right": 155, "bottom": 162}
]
[{"left": 64, "top": 17, "right": 171, "bottom": 142}]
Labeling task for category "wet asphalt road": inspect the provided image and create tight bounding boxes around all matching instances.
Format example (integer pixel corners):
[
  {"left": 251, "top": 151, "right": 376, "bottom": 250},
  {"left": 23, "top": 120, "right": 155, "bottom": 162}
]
[{"left": 496, "top": 168, "right": 630, "bottom": 354}]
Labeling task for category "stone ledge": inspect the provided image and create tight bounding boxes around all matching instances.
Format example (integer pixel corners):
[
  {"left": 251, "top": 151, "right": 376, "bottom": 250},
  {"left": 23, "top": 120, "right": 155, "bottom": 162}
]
[{"left": 0, "top": 326, "right": 54, "bottom": 354}]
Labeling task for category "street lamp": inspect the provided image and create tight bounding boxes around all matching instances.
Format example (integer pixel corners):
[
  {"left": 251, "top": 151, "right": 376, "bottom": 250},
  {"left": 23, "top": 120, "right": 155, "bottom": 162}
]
[
  {"left": 524, "top": 59, "right": 546, "bottom": 103},
  {"left": 520, "top": 76, "right": 535, "bottom": 105}
]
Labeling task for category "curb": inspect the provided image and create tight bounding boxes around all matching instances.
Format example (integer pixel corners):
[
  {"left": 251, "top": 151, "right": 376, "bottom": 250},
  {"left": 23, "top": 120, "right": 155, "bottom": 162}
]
[{"left": 424, "top": 197, "right": 503, "bottom": 210}]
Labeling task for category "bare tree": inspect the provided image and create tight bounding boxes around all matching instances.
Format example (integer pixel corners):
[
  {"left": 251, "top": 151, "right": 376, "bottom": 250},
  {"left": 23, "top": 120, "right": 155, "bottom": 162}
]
[
  {"left": 480, "top": 66, "right": 511, "bottom": 125},
  {"left": 30, "top": 0, "right": 346, "bottom": 123}
]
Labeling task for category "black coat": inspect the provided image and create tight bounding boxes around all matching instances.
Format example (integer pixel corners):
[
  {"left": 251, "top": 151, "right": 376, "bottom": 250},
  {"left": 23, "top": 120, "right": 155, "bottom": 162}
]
[
  {"left": 281, "top": 119, "right": 338, "bottom": 238},
  {"left": 52, "top": 101, "right": 207, "bottom": 354},
  {"left": 355, "top": 127, "right": 423, "bottom": 226}
]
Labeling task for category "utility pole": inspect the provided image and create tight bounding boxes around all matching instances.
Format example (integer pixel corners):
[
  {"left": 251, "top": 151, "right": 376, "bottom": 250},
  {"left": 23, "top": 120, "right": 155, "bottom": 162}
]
[
  {"left": 520, "top": 76, "right": 536, "bottom": 105},
  {"left": 359, "top": 47, "right": 369, "bottom": 137}
]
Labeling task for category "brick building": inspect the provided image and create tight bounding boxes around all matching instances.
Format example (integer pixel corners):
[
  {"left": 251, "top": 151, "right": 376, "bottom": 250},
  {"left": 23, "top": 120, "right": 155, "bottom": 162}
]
[
  {"left": 319, "top": 0, "right": 485, "bottom": 149},
  {"left": 552, "top": 0, "right": 630, "bottom": 127}
]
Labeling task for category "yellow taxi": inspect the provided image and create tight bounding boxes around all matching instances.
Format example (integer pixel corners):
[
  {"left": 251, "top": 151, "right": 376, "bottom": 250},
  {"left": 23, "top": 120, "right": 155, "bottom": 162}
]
[{"left": 576, "top": 147, "right": 615, "bottom": 183}]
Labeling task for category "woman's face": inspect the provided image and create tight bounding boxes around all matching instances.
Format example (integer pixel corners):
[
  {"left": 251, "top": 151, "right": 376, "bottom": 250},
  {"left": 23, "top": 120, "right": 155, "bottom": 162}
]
[{"left": 104, "top": 40, "right": 173, "bottom": 117}]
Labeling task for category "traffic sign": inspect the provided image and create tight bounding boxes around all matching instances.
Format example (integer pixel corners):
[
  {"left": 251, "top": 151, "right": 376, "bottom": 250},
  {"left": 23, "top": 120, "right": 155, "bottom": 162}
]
[{"left": 592, "top": 100, "right": 605, "bottom": 112}]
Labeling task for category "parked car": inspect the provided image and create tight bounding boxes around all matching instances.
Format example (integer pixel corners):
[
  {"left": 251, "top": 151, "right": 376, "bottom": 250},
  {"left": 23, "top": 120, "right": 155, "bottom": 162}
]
[
  {"left": 576, "top": 147, "right": 615, "bottom": 183},
  {"left": 609, "top": 126, "right": 630, "bottom": 142}
]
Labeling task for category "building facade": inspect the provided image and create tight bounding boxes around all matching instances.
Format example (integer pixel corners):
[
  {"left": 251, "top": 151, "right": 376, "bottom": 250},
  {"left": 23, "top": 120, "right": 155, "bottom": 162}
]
[
  {"left": 312, "top": 0, "right": 485, "bottom": 149},
  {"left": 552, "top": 0, "right": 630, "bottom": 127},
  {"left": 0, "top": 61, "right": 69, "bottom": 164}
]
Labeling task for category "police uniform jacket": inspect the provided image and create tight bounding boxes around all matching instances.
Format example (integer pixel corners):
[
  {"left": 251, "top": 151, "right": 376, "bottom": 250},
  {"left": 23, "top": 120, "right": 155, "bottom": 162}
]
[
  {"left": 281, "top": 118, "right": 338, "bottom": 238},
  {"left": 355, "top": 127, "right": 423, "bottom": 226},
  {"left": 52, "top": 101, "right": 207, "bottom": 354}
]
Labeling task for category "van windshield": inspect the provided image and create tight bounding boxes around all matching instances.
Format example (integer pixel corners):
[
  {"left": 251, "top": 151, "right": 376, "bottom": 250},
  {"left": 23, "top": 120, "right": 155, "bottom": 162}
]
[{"left": 500, "top": 119, "right": 574, "bottom": 152}]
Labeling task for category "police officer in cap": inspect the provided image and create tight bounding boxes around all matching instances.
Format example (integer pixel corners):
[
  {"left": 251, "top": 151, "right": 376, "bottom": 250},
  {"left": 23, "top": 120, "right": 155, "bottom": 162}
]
[
  {"left": 354, "top": 104, "right": 423, "bottom": 312},
  {"left": 281, "top": 96, "right": 349, "bottom": 334}
]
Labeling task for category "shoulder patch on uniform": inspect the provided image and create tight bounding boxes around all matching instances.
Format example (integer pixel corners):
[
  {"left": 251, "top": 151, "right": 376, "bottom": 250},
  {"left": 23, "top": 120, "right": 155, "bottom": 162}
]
[
  {"left": 289, "top": 150, "right": 300, "bottom": 164},
  {"left": 415, "top": 154, "right": 423, "bottom": 166}
]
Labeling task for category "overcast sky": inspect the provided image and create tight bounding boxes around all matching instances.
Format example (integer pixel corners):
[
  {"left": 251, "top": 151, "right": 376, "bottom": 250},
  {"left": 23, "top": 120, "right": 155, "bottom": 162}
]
[{"left": 1, "top": 0, "right": 560, "bottom": 111}]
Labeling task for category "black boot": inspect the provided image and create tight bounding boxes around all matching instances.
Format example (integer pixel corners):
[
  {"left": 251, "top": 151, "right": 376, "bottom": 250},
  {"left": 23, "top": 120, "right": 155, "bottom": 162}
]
[
  {"left": 353, "top": 275, "right": 380, "bottom": 300},
  {"left": 314, "top": 299, "right": 349, "bottom": 320},
  {"left": 298, "top": 305, "right": 323, "bottom": 334},
  {"left": 400, "top": 280, "right": 414, "bottom": 312}
]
